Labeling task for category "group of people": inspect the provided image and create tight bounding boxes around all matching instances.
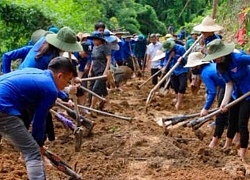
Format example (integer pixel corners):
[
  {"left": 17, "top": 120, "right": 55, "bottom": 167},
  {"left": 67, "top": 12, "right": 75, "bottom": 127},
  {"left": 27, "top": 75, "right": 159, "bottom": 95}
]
[
  {"left": 0, "top": 22, "right": 143, "bottom": 179},
  {"left": 146, "top": 16, "right": 250, "bottom": 163},
  {"left": 0, "top": 14, "right": 250, "bottom": 179}
]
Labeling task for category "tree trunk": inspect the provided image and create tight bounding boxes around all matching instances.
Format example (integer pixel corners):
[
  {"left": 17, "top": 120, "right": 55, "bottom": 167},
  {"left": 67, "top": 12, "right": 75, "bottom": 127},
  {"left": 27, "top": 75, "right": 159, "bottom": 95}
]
[{"left": 212, "top": 0, "right": 218, "bottom": 19}]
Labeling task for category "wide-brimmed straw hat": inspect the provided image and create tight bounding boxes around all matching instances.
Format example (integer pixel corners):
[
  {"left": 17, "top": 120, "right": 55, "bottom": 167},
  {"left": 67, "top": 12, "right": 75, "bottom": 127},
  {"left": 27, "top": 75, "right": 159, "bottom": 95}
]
[
  {"left": 185, "top": 52, "right": 209, "bottom": 68},
  {"left": 46, "top": 27, "right": 82, "bottom": 52},
  {"left": 122, "top": 34, "right": 134, "bottom": 39},
  {"left": 190, "top": 30, "right": 201, "bottom": 35},
  {"left": 162, "top": 40, "right": 175, "bottom": 52},
  {"left": 113, "top": 31, "right": 129, "bottom": 36},
  {"left": 151, "top": 50, "right": 165, "bottom": 61},
  {"left": 193, "top": 16, "right": 223, "bottom": 32},
  {"left": 77, "top": 32, "right": 91, "bottom": 41},
  {"left": 201, "top": 39, "right": 235, "bottom": 62}
]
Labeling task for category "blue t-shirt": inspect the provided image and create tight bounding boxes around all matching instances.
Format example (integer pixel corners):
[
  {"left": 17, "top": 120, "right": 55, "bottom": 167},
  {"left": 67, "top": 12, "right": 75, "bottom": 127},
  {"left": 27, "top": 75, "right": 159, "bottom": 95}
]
[
  {"left": 113, "top": 41, "right": 123, "bottom": 63},
  {"left": 201, "top": 63, "right": 225, "bottom": 109},
  {"left": 18, "top": 37, "right": 56, "bottom": 70},
  {"left": 2, "top": 45, "right": 33, "bottom": 74},
  {"left": 121, "top": 39, "right": 135, "bottom": 60},
  {"left": 74, "top": 52, "right": 91, "bottom": 72},
  {"left": 161, "top": 44, "right": 189, "bottom": 76},
  {"left": 204, "top": 34, "right": 221, "bottom": 45},
  {"left": 219, "top": 50, "right": 250, "bottom": 100},
  {"left": 0, "top": 68, "right": 58, "bottom": 145}
]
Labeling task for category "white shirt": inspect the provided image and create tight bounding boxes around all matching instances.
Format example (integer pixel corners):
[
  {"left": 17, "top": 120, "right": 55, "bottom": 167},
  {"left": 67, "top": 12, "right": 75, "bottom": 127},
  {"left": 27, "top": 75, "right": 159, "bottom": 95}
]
[{"left": 146, "top": 42, "right": 162, "bottom": 69}]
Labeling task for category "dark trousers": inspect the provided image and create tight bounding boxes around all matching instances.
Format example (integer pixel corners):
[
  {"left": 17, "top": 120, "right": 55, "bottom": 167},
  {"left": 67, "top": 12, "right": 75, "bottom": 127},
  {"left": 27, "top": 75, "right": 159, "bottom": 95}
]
[
  {"left": 170, "top": 73, "right": 188, "bottom": 94},
  {"left": 125, "top": 57, "right": 134, "bottom": 71},
  {"left": 151, "top": 68, "right": 161, "bottom": 85},
  {"left": 227, "top": 98, "right": 250, "bottom": 148},
  {"left": 20, "top": 109, "right": 55, "bottom": 142},
  {"left": 137, "top": 57, "right": 144, "bottom": 70},
  {"left": 213, "top": 87, "right": 228, "bottom": 138}
]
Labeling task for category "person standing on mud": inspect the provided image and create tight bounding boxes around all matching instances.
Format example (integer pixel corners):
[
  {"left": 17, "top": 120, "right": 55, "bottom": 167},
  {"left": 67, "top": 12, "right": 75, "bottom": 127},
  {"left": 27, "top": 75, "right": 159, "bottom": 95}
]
[
  {"left": 88, "top": 32, "right": 111, "bottom": 111},
  {"left": 202, "top": 39, "right": 250, "bottom": 162},
  {"left": 0, "top": 57, "right": 77, "bottom": 179},
  {"left": 121, "top": 35, "right": 135, "bottom": 71},
  {"left": 185, "top": 52, "right": 228, "bottom": 148},
  {"left": 145, "top": 34, "right": 163, "bottom": 84},
  {"left": 161, "top": 39, "right": 188, "bottom": 110},
  {"left": 190, "top": 16, "right": 223, "bottom": 95},
  {"left": 133, "top": 34, "right": 147, "bottom": 70}
]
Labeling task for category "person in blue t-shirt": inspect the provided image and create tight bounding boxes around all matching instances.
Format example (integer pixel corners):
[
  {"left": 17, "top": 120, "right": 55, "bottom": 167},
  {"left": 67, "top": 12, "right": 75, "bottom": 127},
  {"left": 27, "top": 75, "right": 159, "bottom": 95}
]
[
  {"left": 0, "top": 57, "right": 77, "bottom": 180},
  {"left": 185, "top": 52, "right": 228, "bottom": 148},
  {"left": 161, "top": 39, "right": 188, "bottom": 110},
  {"left": 202, "top": 39, "right": 250, "bottom": 162},
  {"left": 1, "top": 45, "right": 33, "bottom": 74},
  {"left": 74, "top": 41, "right": 92, "bottom": 107},
  {"left": 1, "top": 30, "right": 54, "bottom": 74},
  {"left": 19, "top": 27, "right": 82, "bottom": 70},
  {"left": 121, "top": 35, "right": 135, "bottom": 71},
  {"left": 133, "top": 35, "right": 147, "bottom": 70}
]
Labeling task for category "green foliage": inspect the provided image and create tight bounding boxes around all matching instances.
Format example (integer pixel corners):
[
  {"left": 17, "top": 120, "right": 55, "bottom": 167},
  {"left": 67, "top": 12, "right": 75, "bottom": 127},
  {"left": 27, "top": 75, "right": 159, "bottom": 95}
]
[
  {"left": 136, "top": 5, "right": 166, "bottom": 35},
  {"left": 11, "top": 0, "right": 102, "bottom": 32},
  {"left": 0, "top": 1, "right": 51, "bottom": 55},
  {"left": 0, "top": 0, "right": 102, "bottom": 57},
  {"left": 97, "top": 0, "right": 166, "bottom": 35},
  {"left": 0, "top": 0, "right": 249, "bottom": 59},
  {"left": 138, "top": 0, "right": 209, "bottom": 32}
]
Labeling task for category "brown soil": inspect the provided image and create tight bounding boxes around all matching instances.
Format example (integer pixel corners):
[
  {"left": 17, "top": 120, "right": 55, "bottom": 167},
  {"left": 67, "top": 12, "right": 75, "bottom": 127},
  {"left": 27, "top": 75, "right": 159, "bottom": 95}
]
[{"left": 1, "top": 75, "right": 250, "bottom": 180}]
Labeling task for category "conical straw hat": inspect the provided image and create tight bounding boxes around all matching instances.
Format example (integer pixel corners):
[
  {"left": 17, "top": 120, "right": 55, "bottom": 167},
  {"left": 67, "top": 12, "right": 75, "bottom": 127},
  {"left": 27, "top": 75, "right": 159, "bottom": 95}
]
[{"left": 193, "top": 16, "right": 223, "bottom": 32}]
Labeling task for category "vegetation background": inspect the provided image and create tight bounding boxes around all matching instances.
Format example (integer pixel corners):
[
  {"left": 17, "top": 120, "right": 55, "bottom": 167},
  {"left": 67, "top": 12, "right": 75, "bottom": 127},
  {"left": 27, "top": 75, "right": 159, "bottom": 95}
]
[{"left": 0, "top": 0, "right": 249, "bottom": 57}]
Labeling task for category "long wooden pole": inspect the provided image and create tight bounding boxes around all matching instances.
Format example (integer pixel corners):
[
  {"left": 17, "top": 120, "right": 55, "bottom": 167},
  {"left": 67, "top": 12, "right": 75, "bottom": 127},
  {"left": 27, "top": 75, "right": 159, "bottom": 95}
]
[
  {"left": 80, "top": 75, "right": 107, "bottom": 82},
  {"left": 137, "top": 69, "right": 162, "bottom": 89},
  {"left": 80, "top": 86, "right": 106, "bottom": 102},
  {"left": 68, "top": 52, "right": 82, "bottom": 152},
  {"left": 77, "top": 104, "right": 132, "bottom": 121}
]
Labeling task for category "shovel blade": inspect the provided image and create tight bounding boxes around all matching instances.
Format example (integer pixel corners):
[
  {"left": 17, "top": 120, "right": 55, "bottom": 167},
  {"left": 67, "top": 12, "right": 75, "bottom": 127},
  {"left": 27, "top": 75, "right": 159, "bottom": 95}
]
[{"left": 75, "top": 129, "right": 83, "bottom": 152}]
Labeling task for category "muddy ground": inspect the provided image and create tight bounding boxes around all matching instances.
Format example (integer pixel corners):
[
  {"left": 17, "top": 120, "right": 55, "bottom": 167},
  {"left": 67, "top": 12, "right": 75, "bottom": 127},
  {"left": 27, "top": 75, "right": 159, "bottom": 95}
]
[{"left": 1, "top": 74, "right": 250, "bottom": 180}]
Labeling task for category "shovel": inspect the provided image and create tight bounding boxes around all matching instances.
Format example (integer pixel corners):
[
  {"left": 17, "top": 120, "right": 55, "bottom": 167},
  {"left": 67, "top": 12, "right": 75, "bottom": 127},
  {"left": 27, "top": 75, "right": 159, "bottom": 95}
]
[
  {"left": 162, "top": 108, "right": 218, "bottom": 127},
  {"left": 41, "top": 147, "right": 82, "bottom": 179},
  {"left": 50, "top": 109, "right": 83, "bottom": 132},
  {"left": 68, "top": 52, "right": 82, "bottom": 152},
  {"left": 187, "top": 91, "right": 250, "bottom": 129},
  {"left": 56, "top": 102, "right": 94, "bottom": 134}
]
